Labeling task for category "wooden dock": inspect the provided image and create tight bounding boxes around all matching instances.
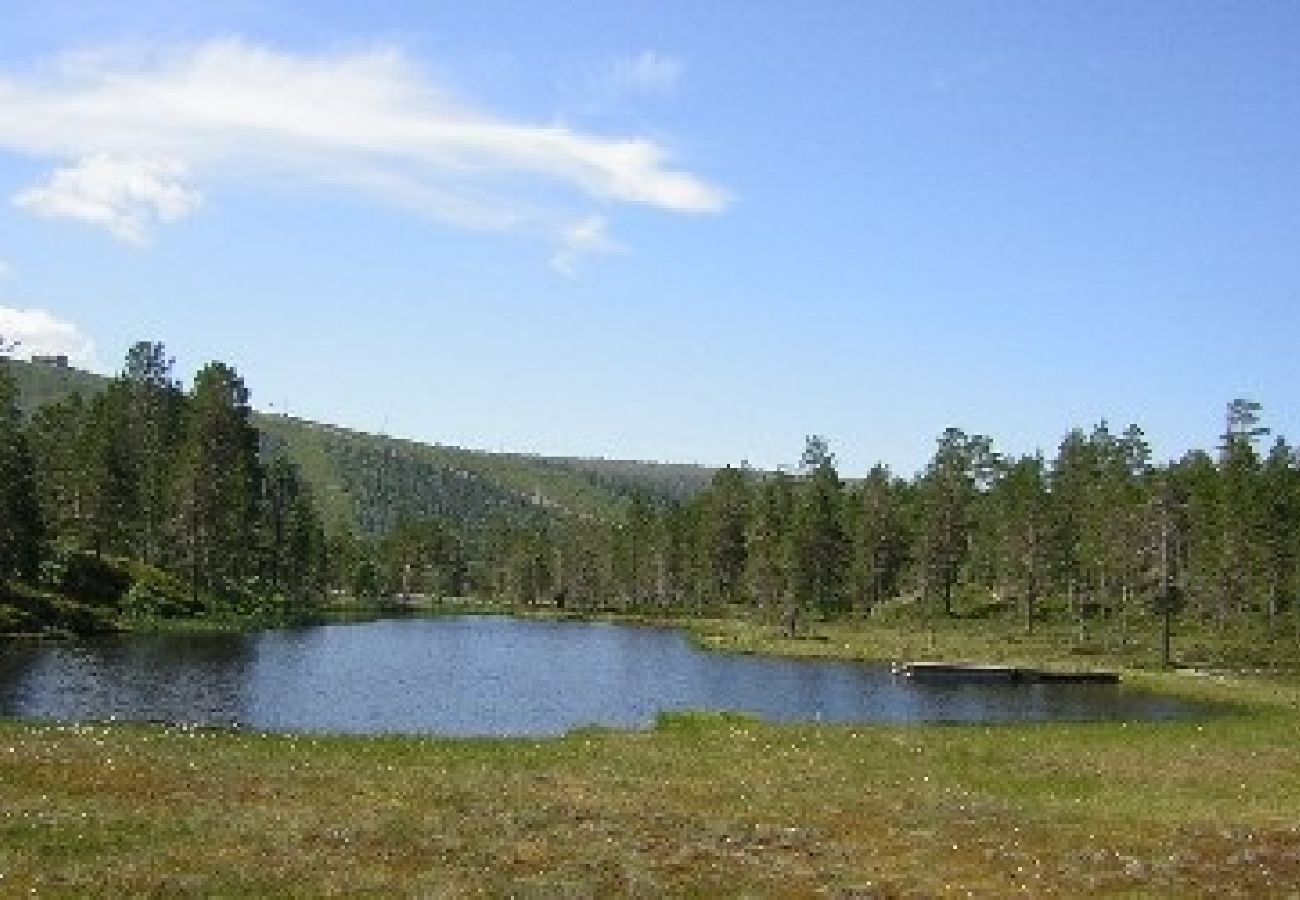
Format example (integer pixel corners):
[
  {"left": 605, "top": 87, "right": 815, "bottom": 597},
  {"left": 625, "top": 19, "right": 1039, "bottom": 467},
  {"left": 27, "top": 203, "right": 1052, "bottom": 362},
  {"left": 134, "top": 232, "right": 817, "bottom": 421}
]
[{"left": 890, "top": 662, "right": 1120, "bottom": 684}]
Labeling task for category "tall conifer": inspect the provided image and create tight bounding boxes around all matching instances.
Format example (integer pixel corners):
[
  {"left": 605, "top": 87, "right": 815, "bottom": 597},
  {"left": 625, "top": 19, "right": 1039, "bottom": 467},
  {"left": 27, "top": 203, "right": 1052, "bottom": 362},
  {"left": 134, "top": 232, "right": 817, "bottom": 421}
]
[{"left": 0, "top": 362, "right": 42, "bottom": 581}]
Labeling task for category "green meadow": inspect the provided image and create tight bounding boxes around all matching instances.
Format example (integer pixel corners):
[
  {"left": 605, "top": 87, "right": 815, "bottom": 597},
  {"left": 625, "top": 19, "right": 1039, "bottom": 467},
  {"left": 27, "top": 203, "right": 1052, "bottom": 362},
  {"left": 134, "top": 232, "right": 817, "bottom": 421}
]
[{"left": 3, "top": 619, "right": 1298, "bottom": 897}]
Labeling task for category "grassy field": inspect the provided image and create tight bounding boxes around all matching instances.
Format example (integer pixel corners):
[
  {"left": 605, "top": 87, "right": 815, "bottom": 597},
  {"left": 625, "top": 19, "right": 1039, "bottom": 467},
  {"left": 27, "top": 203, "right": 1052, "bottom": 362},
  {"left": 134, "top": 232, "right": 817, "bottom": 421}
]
[
  {"left": 680, "top": 611, "right": 1300, "bottom": 675},
  {"left": 3, "top": 620, "right": 1299, "bottom": 896}
]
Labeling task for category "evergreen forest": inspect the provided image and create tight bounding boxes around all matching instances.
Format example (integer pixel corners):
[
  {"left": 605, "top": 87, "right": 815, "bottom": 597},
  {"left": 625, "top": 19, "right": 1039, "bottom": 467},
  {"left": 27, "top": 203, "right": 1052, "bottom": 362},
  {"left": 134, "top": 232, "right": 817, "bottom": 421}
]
[
  {"left": 485, "top": 408, "right": 1300, "bottom": 668},
  {"left": 3, "top": 340, "right": 1300, "bottom": 671},
  {"left": 1, "top": 342, "right": 328, "bottom": 631}
]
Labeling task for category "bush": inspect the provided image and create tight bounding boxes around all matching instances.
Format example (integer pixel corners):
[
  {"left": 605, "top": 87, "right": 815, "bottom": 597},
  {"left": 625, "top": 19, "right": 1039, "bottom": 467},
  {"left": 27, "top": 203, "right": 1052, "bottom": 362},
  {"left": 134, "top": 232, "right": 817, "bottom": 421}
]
[
  {"left": 0, "top": 601, "right": 32, "bottom": 633},
  {"left": 120, "top": 563, "right": 200, "bottom": 620},
  {"left": 40, "top": 547, "right": 132, "bottom": 608},
  {"left": 0, "top": 580, "right": 113, "bottom": 635}
]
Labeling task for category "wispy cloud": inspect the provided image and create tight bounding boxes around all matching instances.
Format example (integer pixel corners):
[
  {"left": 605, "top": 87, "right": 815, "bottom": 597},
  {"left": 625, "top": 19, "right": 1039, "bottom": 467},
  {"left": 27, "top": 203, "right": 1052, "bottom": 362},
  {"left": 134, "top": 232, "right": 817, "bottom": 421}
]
[
  {"left": 570, "top": 51, "right": 685, "bottom": 115},
  {"left": 609, "top": 51, "right": 683, "bottom": 96},
  {"left": 0, "top": 305, "right": 96, "bottom": 364},
  {"left": 0, "top": 40, "right": 726, "bottom": 260},
  {"left": 550, "top": 214, "right": 622, "bottom": 276}
]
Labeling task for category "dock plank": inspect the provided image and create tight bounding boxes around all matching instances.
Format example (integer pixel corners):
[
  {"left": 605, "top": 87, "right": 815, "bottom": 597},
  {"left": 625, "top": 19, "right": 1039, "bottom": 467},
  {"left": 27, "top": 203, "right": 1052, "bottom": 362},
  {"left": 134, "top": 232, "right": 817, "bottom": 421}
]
[{"left": 891, "top": 662, "right": 1119, "bottom": 684}]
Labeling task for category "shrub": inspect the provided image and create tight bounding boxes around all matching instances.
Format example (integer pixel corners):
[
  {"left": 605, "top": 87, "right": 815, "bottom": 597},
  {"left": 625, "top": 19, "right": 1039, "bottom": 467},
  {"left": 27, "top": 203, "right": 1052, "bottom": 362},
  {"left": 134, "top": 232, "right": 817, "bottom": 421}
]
[
  {"left": 0, "top": 580, "right": 113, "bottom": 634},
  {"left": 120, "top": 563, "right": 200, "bottom": 620},
  {"left": 40, "top": 548, "right": 132, "bottom": 609}
]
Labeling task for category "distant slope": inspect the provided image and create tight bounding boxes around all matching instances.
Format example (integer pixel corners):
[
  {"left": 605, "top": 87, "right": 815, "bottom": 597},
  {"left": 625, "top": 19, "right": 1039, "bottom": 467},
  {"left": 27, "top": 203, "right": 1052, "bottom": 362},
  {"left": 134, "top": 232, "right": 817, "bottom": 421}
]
[
  {"left": 5, "top": 358, "right": 105, "bottom": 411},
  {"left": 255, "top": 415, "right": 631, "bottom": 535},
  {"left": 4, "top": 358, "right": 713, "bottom": 536},
  {"left": 539, "top": 455, "right": 716, "bottom": 503}
]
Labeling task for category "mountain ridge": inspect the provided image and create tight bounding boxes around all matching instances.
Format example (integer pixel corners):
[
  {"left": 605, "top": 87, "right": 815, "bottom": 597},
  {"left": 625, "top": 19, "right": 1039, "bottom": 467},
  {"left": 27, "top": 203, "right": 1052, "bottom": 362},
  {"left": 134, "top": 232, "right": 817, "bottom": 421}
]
[{"left": 4, "top": 357, "right": 715, "bottom": 536}]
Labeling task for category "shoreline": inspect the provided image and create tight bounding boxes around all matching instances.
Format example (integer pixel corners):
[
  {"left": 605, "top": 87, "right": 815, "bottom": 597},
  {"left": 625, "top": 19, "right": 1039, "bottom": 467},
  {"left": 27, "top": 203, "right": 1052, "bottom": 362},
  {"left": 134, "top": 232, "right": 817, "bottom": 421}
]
[
  {"left": 2, "top": 607, "right": 1297, "bottom": 893},
  {"left": 5, "top": 601, "right": 1292, "bottom": 721}
]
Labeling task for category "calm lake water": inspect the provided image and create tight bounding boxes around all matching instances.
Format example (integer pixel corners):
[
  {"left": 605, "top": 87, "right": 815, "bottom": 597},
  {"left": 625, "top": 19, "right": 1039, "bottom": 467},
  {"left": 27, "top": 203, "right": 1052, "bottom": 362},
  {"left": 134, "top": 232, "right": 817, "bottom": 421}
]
[{"left": 0, "top": 616, "right": 1207, "bottom": 736}]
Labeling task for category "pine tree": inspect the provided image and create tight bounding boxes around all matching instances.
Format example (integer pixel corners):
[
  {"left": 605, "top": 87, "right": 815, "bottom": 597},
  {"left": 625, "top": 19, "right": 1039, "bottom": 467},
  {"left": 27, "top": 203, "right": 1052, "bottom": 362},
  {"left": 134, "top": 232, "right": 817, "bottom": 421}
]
[
  {"left": 847, "top": 464, "right": 909, "bottom": 613},
  {"left": 916, "top": 428, "right": 994, "bottom": 616},
  {"left": 282, "top": 491, "right": 326, "bottom": 601},
  {"left": 0, "top": 362, "right": 42, "bottom": 582},
  {"left": 746, "top": 471, "right": 795, "bottom": 616},
  {"left": 1217, "top": 399, "right": 1267, "bottom": 626},
  {"left": 1044, "top": 422, "right": 1152, "bottom": 637},
  {"left": 658, "top": 501, "right": 694, "bottom": 607},
  {"left": 612, "top": 491, "right": 655, "bottom": 607},
  {"left": 1259, "top": 437, "right": 1300, "bottom": 628},
  {"left": 261, "top": 454, "right": 327, "bottom": 600},
  {"left": 789, "top": 436, "right": 848, "bottom": 623},
  {"left": 1048, "top": 428, "right": 1096, "bottom": 617},
  {"left": 1149, "top": 473, "right": 1188, "bottom": 668},
  {"left": 990, "top": 455, "right": 1049, "bottom": 631},
  {"left": 1170, "top": 449, "right": 1221, "bottom": 622},
  {"left": 77, "top": 384, "right": 137, "bottom": 558},
  {"left": 508, "top": 524, "right": 552, "bottom": 606},
  {"left": 26, "top": 394, "right": 89, "bottom": 546},
  {"left": 1103, "top": 425, "right": 1153, "bottom": 644},
  {"left": 701, "top": 466, "right": 750, "bottom": 605},
  {"left": 119, "top": 342, "right": 184, "bottom": 566},
  {"left": 381, "top": 518, "right": 465, "bottom": 601},
  {"left": 173, "top": 363, "right": 261, "bottom": 603}
]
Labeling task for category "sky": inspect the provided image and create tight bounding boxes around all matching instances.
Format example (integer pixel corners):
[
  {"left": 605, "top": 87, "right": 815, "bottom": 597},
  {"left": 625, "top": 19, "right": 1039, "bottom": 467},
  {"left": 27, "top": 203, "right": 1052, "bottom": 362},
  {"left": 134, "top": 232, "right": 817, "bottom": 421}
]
[{"left": 0, "top": 1, "right": 1297, "bottom": 477}]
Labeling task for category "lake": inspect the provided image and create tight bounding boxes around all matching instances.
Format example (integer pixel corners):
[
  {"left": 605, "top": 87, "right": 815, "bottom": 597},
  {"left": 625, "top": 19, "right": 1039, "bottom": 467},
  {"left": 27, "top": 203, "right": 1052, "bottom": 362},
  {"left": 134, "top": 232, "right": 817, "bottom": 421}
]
[{"left": 0, "top": 615, "right": 1208, "bottom": 736}]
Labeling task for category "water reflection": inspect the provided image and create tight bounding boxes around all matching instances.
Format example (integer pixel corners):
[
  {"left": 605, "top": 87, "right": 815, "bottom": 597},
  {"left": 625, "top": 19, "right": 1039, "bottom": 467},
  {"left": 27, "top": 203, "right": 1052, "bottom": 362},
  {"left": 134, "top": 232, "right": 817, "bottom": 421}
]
[
  {"left": 0, "top": 616, "right": 1207, "bottom": 736},
  {"left": 0, "top": 634, "right": 252, "bottom": 725}
]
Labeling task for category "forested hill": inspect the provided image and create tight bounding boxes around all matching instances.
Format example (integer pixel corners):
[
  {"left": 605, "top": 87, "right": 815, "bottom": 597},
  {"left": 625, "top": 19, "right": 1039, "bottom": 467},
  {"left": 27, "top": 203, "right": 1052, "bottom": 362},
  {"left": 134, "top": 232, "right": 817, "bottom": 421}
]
[
  {"left": 534, "top": 455, "right": 716, "bottom": 503},
  {"left": 5, "top": 358, "right": 714, "bottom": 536},
  {"left": 8, "top": 357, "right": 105, "bottom": 412}
]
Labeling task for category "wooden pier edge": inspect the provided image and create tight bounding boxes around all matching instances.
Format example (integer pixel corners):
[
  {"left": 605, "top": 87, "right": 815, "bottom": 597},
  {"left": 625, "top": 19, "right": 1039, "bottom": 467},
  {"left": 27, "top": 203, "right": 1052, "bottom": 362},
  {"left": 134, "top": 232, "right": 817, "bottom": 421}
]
[{"left": 890, "top": 661, "right": 1121, "bottom": 684}]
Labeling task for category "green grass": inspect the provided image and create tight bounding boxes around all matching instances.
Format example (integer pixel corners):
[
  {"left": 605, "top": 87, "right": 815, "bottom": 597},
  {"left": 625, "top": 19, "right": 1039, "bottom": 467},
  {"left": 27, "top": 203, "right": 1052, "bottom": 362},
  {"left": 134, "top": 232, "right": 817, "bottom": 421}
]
[
  {"left": 3, "top": 619, "right": 1299, "bottom": 895},
  {"left": 659, "top": 607, "right": 1300, "bottom": 678}
]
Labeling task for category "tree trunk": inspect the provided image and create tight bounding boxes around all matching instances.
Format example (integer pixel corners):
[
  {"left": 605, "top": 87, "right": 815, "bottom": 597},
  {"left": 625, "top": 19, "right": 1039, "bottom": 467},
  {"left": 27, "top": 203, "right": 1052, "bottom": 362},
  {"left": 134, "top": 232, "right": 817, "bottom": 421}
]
[
  {"left": 1161, "top": 607, "right": 1173, "bottom": 669},
  {"left": 783, "top": 595, "right": 800, "bottom": 638},
  {"left": 1120, "top": 583, "right": 1130, "bottom": 649}
]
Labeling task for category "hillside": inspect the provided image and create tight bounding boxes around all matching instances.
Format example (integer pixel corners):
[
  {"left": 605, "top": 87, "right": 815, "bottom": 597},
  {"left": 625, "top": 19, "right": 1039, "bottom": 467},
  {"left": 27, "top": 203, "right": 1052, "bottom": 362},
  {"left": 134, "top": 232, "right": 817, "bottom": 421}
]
[
  {"left": 3, "top": 358, "right": 713, "bottom": 536},
  {"left": 6, "top": 358, "right": 106, "bottom": 412},
  {"left": 530, "top": 454, "right": 716, "bottom": 503},
  {"left": 254, "top": 414, "right": 637, "bottom": 535}
]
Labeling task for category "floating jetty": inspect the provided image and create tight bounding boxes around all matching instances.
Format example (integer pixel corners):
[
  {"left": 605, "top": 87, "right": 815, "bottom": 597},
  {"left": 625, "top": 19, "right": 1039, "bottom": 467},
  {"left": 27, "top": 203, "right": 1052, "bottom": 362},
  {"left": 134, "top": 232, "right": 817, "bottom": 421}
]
[{"left": 890, "top": 662, "right": 1120, "bottom": 684}]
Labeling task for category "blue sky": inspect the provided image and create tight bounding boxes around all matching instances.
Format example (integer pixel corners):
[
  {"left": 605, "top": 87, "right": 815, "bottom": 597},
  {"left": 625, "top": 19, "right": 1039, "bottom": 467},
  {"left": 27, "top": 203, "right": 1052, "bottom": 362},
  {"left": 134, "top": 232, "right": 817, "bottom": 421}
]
[{"left": 0, "top": 1, "right": 1297, "bottom": 476}]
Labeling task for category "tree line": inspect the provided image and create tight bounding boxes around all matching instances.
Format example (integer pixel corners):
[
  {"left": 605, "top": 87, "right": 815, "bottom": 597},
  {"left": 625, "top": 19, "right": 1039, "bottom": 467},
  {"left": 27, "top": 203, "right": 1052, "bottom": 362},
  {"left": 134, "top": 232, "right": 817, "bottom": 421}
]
[
  {"left": 1, "top": 341, "right": 328, "bottom": 624},
  {"left": 480, "top": 401, "right": 1300, "bottom": 658},
  {"left": 6, "top": 330, "right": 1299, "bottom": 665}
]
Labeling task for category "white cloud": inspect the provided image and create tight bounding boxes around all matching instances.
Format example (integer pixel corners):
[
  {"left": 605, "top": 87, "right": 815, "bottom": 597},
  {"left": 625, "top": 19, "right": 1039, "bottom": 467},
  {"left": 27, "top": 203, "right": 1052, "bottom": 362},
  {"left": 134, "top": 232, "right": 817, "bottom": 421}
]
[
  {"left": 610, "top": 52, "right": 683, "bottom": 96},
  {"left": 14, "top": 154, "right": 202, "bottom": 244},
  {"left": 550, "top": 215, "right": 622, "bottom": 276},
  {"left": 0, "top": 40, "right": 726, "bottom": 256},
  {"left": 0, "top": 305, "right": 96, "bottom": 364},
  {"left": 570, "top": 51, "right": 685, "bottom": 116}
]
